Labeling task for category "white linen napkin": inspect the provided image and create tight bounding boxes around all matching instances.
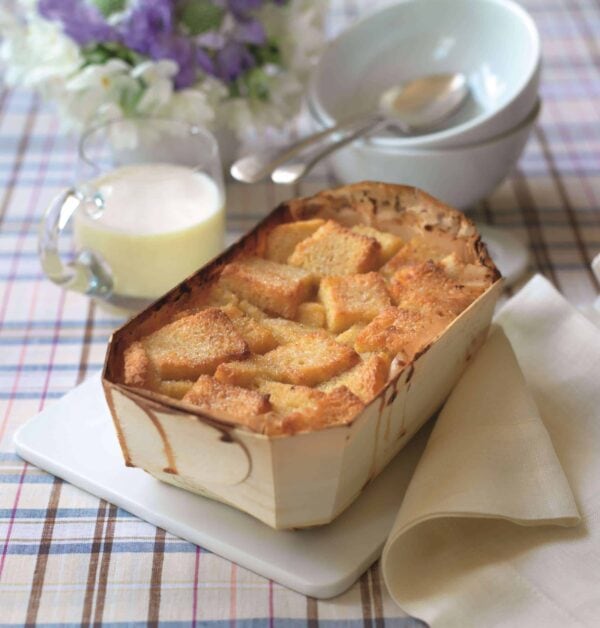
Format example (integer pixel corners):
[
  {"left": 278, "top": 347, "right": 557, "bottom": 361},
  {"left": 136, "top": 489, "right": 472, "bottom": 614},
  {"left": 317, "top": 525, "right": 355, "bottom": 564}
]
[{"left": 381, "top": 274, "right": 600, "bottom": 627}]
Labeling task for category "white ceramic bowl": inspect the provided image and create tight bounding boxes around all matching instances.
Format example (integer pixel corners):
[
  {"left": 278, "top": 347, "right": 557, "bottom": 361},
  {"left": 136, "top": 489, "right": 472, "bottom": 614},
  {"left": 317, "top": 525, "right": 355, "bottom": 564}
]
[
  {"left": 309, "top": 0, "right": 540, "bottom": 149},
  {"left": 323, "top": 99, "right": 541, "bottom": 210}
]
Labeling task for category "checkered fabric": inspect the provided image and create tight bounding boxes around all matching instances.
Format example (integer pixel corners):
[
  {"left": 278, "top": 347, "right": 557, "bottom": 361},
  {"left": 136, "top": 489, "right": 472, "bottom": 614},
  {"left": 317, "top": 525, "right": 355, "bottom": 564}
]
[{"left": 1, "top": 0, "right": 599, "bottom": 625}]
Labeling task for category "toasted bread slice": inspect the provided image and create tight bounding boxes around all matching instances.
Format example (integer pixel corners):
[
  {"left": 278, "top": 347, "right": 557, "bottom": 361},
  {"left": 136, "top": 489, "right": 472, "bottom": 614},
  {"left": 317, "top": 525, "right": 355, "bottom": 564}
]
[
  {"left": 183, "top": 375, "right": 270, "bottom": 421},
  {"left": 236, "top": 298, "right": 268, "bottom": 320},
  {"left": 217, "top": 334, "right": 358, "bottom": 387},
  {"left": 205, "top": 283, "right": 239, "bottom": 307},
  {"left": 262, "top": 317, "right": 329, "bottom": 344},
  {"left": 157, "top": 379, "right": 195, "bottom": 400},
  {"left": 265, "top": 219, "right": 325, "bottom": 263},
  {"left": 318, "top": 353, "right": 390, "bottom": 402},
  {"left": 351, "top": 225, "right": 403, "bottom": 263},
  {"left": 214, "top": 357, "right": 269, "bottom": 388},
  {"left": 220, "top": 256, "right": 315, "bottom": 319},
  {"left": 335, "top": 323, "right": 366, "bottom": 347},
  {"left": 258, "top": 380, "right": 326, "bottom": 414},
  {"left": 440, "top": 253, "right": 497, "bottom": 289},
  {"left": 389, "top": 261, "right": 482, "bottom": 317},
  {"left": 280, "top": 387, "right": 364, "bottom": 434},
  {"left": 354, "top": 306, "right": 451, "bottom": 361},
  {"left": 380, "top": 236, "right": 449, "bottom": 278},
  {"left": 296, "top": 302, "right": 326, "bottom": 328},
  {"left": 122, "top": 346, "right": 194, "bottom": 399},
  {"left": 319, "top": 272, "right": 391, "bottom": 333},
  {"left": 123, "top": 341, "right": 156, "bottom": 388},
  {"left": 220, "top": 303, "right": 278, "bottom": 354},
  {"left": 288, "top": 220, "right": 381, "bottom": 277},
  {"left": 136, "top": 309, "right": 249, "bottom": 380},
  {"left": 260, "top": 335, "right": 358, "bottom": 386},
  {"left": 259, "top": 381, "right": 363, "bottom": 427}
]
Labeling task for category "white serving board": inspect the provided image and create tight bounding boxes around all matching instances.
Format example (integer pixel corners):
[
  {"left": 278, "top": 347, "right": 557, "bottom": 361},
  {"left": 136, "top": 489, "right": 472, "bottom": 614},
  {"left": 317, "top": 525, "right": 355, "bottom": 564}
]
[{"left": 14, "top": 374, "right": 427, "bottom": 599}]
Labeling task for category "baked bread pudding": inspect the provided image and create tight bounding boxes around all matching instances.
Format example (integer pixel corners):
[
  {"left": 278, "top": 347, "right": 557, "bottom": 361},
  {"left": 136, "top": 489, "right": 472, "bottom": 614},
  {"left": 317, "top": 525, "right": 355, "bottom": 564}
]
[{"left": 119, "top": 182, "right": 499, "bottom": 436}]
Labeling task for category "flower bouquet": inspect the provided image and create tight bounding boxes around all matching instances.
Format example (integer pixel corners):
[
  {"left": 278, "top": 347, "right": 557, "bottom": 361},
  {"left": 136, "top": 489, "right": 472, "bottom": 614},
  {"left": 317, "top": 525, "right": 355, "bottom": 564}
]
[{"left": 0, "top": 0, "right": 325, "bottom": 153}]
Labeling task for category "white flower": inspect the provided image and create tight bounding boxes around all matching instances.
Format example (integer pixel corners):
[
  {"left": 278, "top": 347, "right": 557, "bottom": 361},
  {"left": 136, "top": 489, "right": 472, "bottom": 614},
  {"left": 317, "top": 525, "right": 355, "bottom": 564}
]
[
  {"left": 0, "top": 0, "right": 328, "bottom": 150},
  {"left": 63, "top": 59, "right": 138, "bottom": 126},
  {"left": 131, "top": 60, "right": 178, "bottom": 114},
  {"left": 162, "top": 89, "right": 215, "bottom": 125},
  {"left": 66, "top": 59, "right": 130, "bottom": 91},
  {"left": 0, "top": 10, "right": 81, "bottom": 89}
]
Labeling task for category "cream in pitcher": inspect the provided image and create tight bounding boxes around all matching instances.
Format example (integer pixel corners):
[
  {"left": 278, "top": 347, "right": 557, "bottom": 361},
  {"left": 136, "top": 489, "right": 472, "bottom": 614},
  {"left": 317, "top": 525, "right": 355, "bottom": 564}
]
[
  {"left": 39, "top": 119, "right": 226, "bottom": 311},
  {"left": 74, "top": 163, "right": 224, "bottom": 299}
]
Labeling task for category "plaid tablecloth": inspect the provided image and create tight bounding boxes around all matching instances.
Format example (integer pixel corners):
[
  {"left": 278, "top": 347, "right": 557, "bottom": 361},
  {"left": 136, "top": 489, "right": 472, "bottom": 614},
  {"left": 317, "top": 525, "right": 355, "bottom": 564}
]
[{"left": 1, "top": 0, "right": 600, "bottom": 625}]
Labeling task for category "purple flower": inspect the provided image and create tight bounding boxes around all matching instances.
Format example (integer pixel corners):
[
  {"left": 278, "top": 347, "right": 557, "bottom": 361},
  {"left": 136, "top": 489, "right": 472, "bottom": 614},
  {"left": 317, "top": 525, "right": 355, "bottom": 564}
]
[
  {"left": 227, "top": 0, "right": 263, "bottom": 20},
  {"left": 196, "top": 48, "right": 217, "bottom": 77},
  {"left": 233, "top": 18, "right": 266, "bottom": 46},
  {"left": 38, "top": 0, "right": 116, "bottom": 45},
  {"left": 120, "top": 1, "right": 197, "bottom": 88},
  {"left": 119, "top": 0, "right": 174, "bottom": 56},
  {"left": 215, "top": 41, "right": 255, "bottom": 82},
  {"left": 150, "top": 35, "right": 198, "bottom": 88}
]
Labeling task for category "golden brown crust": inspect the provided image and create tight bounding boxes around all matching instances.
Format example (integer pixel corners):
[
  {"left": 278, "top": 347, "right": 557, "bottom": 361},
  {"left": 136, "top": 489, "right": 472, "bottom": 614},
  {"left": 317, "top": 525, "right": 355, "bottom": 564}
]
[
  {"left": 295, "top": 302, "right": 326, "bottom": 328},
  {"left": 183, "top": 375, "right": 271, "bottom": 421},
  {"left": 262, "top": 317, "right": 329, "bottom": 344},
  {"left": 259, "top": 335, "right": 358, "bottom": 386},
  {"left": 351, "top": 225, "right": 403, "bottom": 263},
  {"left": 319, "top": 273, "right": 392, "bottom": 333},
  {"left": 156, "top": 379, "right": 195, "bottom": 399},
  {"left": 265, "top": 218, "right": 325, "bottom": 263},
  {"left": 113, "top": 182, "right": 500, "bottom": 436},
  {"left": 219, "top": 303, "right": 278, "bottom": 354},
  {"left": 280, "top": 387, "right": 364, "bottom": 434},
  {"left": 220, "top": 256, "right": 315, "bottom": 319},
  {"left": 123, "top": 341, "right": 158, "bottom": 389},
  {"left": 318, "top": 353, "right": 391, "bottom": 403},
  {"left": 288, "top": 220, "right": 381, "bottom": 277},
  {"left": 354, "top": 306, "right": 450, "bottom": 360},
  {"left": 217, "top": 335, "right": 359, "bottom": 388},
  {"left": 335, "top": 323, "right": 367, "bottom": 347},
  {"left": 134, "top": 309, "right": 249, "bottom": 381},
  {"left": 214, "top": 356, "right": 268, "bottom": 388},
  {"left": 389, "top": 261, "right": 484, "bottom": 318}
]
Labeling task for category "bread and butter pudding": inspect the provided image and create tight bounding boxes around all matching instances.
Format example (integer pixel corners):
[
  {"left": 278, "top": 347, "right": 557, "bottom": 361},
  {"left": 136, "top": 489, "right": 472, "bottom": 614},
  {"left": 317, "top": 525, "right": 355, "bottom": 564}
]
[
  {"left": 103, "top": 182, "right": 501, "bottom": 528},
  {"left": 118, "top": 182, "right": 498, "bottom": 436}
]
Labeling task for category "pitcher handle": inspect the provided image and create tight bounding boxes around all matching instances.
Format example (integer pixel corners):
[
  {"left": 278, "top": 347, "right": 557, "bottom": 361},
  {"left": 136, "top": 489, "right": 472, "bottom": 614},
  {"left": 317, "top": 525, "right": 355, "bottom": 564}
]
[{"left": 38, "top": 188, "right": 113, "bottom": 298}]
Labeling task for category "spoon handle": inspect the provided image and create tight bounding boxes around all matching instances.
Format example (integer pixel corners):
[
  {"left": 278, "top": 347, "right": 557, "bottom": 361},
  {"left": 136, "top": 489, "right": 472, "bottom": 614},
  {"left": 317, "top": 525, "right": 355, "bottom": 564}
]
[
  {"left": 271, "top": 117, "right": 389, "bottom": 185},
  {"left": 230, "top": 113, "right": 375, "bottom": 184}
]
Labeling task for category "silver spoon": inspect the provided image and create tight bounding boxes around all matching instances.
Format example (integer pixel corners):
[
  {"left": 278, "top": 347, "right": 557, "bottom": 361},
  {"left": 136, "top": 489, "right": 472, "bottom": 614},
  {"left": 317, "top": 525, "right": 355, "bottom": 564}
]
[{"left": 230, "top": 73, "right": 469, "bottom": 185}]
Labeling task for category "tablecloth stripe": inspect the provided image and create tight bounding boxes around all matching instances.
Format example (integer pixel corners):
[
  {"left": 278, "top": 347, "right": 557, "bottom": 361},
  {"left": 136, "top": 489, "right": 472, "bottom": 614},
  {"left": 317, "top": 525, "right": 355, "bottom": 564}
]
[{"left": 536, "top": 125, "right": 600, "bottom": 289}]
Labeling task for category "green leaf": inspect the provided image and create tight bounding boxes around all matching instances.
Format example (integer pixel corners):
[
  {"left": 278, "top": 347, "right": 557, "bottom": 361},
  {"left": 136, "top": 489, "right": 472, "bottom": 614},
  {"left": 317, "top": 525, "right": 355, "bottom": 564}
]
[
  {"left": 250, "top": 39, "right": 281, "bottom": 67},
  {"left": 120, "top": 84, "right": 144, "bottom": 115},
  {"left": 82, "top": 44, "right": 112, "bottom": 67},
  {"left": 228, "top": 80, "right": 241, "bottom": 99},
  {"left": 81, "top": 43, "right": 145, "bottom": 68},
  {"left": 92, "top": 0, "right": 126, "bottom": 18},
  {"left": 243, "top": 67, "right": 270, "bottom": 102},
  {"left": 179, "top": 0, "right": 224, "bottom": 35}
]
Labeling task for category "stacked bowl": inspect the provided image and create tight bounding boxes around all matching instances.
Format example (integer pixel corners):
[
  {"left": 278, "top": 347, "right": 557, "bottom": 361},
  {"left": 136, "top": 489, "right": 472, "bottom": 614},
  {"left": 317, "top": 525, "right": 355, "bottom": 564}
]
[{"left": 307, "top": 0, "right": 541, "bottom": 209}]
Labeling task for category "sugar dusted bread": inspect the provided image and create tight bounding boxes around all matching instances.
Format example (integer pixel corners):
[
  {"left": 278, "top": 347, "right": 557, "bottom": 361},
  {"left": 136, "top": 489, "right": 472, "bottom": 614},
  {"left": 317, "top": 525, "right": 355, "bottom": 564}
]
[
  {"left": 124, "top": 309, "right": 249, "bottom": 382},
  {"left": 319, "top": 272, "right": 391, "bottom": 333},
  {"left": 182, "top": 375, "right": 270, "bottom": 424},
  {"left": 220, "top": 256, "right": 315, "bottom": 319},
  {"left": 215, "top": 334, "right": 358, "bottom": 387},
  {"left": 351, "top": 225, "right": 403, "bottom": 263},
  {"left": 288, "top": 220, "right": 381, "bottom": 277},
  {"left": 116, "top": 182, "right": 499, "bottom": 436},
  {"left": 318, "top": 353, "right": 390, "bottom": 402},
  {"left": 261, "top": 382, "right": 364, "bottom": 433},
  {"left": 265, "top": 218, "right": 325, "bottom": 263}
]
